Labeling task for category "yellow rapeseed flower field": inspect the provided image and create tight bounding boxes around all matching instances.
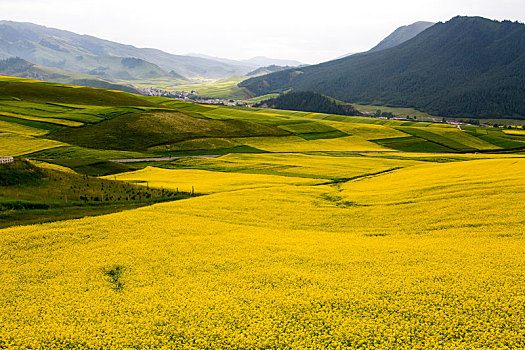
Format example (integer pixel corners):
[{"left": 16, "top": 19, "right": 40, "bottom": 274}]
[
  {"left": 1, "top": 154, "right": 524, "bottom": 348},
  {"left": 323, "top": 121, "right": 410, "bottom": 140},
  {"left": 0, "top": 111, "right": 83, "bottom": 127},
  {"left": 0, "top": 133, "right": 65, "bottom": 157},
  {"left": 132, "top": 153, "right": 424, "bottom": 180},
  {"left": 237, "top": 135, "right": 389, "bottom": 152},
  {"left": 27, "top": 160, "right": 78, "bottom": 174},
  {"left": 108, "top": 166, "right": 324, "bottom": 194},
  {"left": 0, "top": 120, "right": 48, "bottom": 136}
]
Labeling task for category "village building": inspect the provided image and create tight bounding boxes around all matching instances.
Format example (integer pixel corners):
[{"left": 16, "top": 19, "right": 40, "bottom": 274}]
[{"left": 0, "top": 157, "right": 14, "bottom": 164}]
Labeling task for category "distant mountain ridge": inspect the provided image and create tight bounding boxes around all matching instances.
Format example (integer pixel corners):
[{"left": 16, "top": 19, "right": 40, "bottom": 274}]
[
  {"left": 335, "top": 21, "right": 434, "bottom": 60},
  {"left": 0, "top": 21, "right": 254, "bottom": 80},
  {"left": 246, "top": 65, "right": 293, "bottom": 77},
  {"left": 186, "top": 53, "right": 255, "bottom": 68},
  {"left": 187, "top": 53, "right": 303, "bottom": 70},
  {"left": 241, "top": 56, "right": 303, "bottom": 67},
  {"left": 240, "top": 16, "right": 525, "bottom": 118},
  {"left": 368, "top": 21, "right": 435, "bottom": 52},
  {"left": 0, "top": 57, "right": 141, "bottom": 94}
]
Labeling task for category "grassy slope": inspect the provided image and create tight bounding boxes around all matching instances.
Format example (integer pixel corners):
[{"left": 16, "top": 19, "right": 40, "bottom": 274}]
[
  {"left": 0, "top": 76, "right": 159, "bottom": 107},
  {"left": 0, "top": 160, "right": 190, "bottom": 228},
  {"left": 48, "top": 110, "right": 290, "bottom": 152},
  {"left": 353, "top": 103, "right": 440, "bottom": 120},
  {"left": 1, "top": 76, "right": 524, "bottom": 162}
]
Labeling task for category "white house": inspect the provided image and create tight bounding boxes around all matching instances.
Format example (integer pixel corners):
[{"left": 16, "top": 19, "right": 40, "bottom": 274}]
[{"left": 0, "top": 157, "right": 14, "bottom": 164}]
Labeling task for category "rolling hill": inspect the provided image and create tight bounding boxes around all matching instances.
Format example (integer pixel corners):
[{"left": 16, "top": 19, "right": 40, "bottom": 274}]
[
  {"left": 254, "top": 91, "right": 363, "bottom": 116},
  {"left": 239, "top": 16, "right": 525, "bottom": 119},
  {"left": 246, "top": 65, "right": 293, "bottom": 77},
  {"left": 0, "top": 76, "right": 158, "bottom": 107},
  {"left": 0, "top": 57, "right": 142, "bottom": 94},
  {"left": 2, "top": 79, "right": 525, "bottom": 348},
  {"left": 0, "top": 21, "right": 254, "bottom": 80},
  {"left": 1, "top": 76, "right": 523, "bottom": 161},
  {"left": 1, "top": 49, "right": 525, "bottom": 349}
]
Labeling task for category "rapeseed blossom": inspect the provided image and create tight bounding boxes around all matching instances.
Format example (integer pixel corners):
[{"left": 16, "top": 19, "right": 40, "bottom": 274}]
[{"left": 1, "top": 155, "right": 524, "bottom": 348}]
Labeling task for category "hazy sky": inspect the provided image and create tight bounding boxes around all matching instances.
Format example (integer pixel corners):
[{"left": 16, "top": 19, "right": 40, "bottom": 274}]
[{"left": 1, "top": 0, "right": 524, "bottom": 64}]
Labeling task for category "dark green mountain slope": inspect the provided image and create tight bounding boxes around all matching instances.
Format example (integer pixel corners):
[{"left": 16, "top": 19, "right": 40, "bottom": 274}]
[
  {"left": 240, "top": 17, "right": 525, "bottom": 118},
  {"left": 0, "top": 21, "right": 252, "bottom": 79}
]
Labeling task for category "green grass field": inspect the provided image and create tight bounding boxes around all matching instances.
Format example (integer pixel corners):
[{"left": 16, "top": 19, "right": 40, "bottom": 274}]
[
  {"left": 1, "top": 77, "right": 524, "bottom": 162},
  {"left": 352, "top": 103, "right": 439, "bottom": 120},
  {"left": 141, "top": 76, "right": 255, "bottom": 99}
]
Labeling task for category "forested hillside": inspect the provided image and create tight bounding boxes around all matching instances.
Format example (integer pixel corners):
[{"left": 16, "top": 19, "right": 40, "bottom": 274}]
[
  {"left": 255, "top": 91, "right": 362, "bottom": 116},
  {"left": 240, "top": 17, "right": 525, "bottom": 119}
]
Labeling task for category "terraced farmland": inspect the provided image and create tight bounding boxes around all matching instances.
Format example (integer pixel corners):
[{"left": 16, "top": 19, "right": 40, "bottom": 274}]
[{"left": 3, "top": 77, "right": 522, "bottom": 158}]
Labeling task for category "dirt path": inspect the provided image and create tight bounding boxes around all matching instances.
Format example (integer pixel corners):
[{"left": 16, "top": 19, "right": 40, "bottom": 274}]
[{"left": 109, "top": 155, "right": 221, "bottom": 163}]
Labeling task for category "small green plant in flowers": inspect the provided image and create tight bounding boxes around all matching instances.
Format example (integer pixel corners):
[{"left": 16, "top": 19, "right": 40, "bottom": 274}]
[{"left": 103, "top": 265, "right": 125, "bottom": 291}]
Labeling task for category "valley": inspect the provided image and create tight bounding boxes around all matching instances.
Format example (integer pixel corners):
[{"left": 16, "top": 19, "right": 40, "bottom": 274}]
[{"left": 1, "top": 12, "right": 525, "bottom": 349}]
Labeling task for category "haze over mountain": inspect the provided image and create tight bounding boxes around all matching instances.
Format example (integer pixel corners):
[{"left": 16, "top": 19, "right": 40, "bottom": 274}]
[
  {"left": 0, "top": 20, "right": 254, "bottom": 80},
  {"left": 186, "top": 53, "right": 255, "bottom": 69},
  {"left": 240, "top": 16, "right": 525, "bottom": 118},
  {"left": 368, "top": 21, "right": 435, "bottom": 52},
  {"left": 335, "top": 52, "right": 357, "bottom": 60},
  {"left": 246, "top": 65, "right": 294, "bottom": 77},
  {"left": 336, "top": 21, "right": 435, "bottom": 59},
  {"left": 0, "top": 57, "right": 141, "bottom": 93},
  {"left": 241, "top": 56, "right": 303, "bottom": 68},
  {"left": 187, "top": 54, "right": 303, "bottom": 71}
]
